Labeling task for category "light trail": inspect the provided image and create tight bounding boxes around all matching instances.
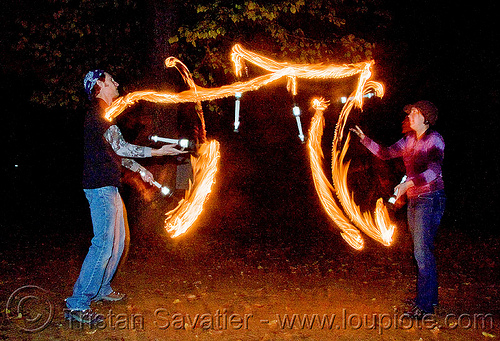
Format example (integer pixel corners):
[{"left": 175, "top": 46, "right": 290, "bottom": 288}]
[
  {"left": 104, "top": 71, "right": 288, "bottom": 121},
  {"left": 102, "top": 44, "right": 397, "bottom": 246},
  {"left": 164, "top": 140, "right": 220, "bottom": 238},
  {"left": 231, "top": 44, "right": 374, "bottom": 95},
  {"left": 308, "top": 98, "right": 364, "bottom": 250},
  {"left": 330, "top": 82, "right": 395, "bottom": 246},
  {"left": 231, "top": 45, "right": 396, "bottom": 248}
]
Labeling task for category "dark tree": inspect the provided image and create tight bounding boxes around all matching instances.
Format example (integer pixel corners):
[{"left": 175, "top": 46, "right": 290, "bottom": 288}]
[
  {"left": 2, "top": 0, "right": 150, "bottom": 109},
  {"left": 168, "top": 0, "right": 390, "bottom": 88}
]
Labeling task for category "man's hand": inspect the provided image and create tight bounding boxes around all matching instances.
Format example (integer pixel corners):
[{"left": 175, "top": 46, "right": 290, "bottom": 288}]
[
  {"left": 349, "top": 125, "right": 365, "bottom": 140},
  {"left": 139, "top": 169, "right": 155, "bottom": 185},
  {"left": 151, "top": 144, "right": 188, "bottom": 156}
]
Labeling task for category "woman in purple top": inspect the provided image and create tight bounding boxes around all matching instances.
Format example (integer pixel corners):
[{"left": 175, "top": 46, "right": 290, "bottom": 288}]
[{"left": 351, "top": 100, "right": 446, "bottom": 319}]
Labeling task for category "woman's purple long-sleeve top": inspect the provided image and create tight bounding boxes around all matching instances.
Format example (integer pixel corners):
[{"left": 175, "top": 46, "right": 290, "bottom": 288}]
[{"left": 361, "top": 129, "right": 445, "bottom": 198}]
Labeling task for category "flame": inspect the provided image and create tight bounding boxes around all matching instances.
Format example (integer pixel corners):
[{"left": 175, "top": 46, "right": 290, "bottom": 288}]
[
  {"left": 331, "top": 134, "right": 395, "bottom": 246},
  {"left": 104, "top": 72, "right": 288, "bottom": 121},
  {"left": 330, "top": 82, "right": 395, "bottom": 246},
  {"left": 231, "top": 45, "right": 396, "bottom": 248},
  {"left": 374, "top": 198, "right": 396, "bottom": 244},
  {"left": 165, "top": 140, "right": 220, "bottom": 237},
  {"left": 309, "top": 96, "right": 395, "bottom": 248},
  {"left": 102, "top": 43, "right": 396, "bottom": 246},
  {"left": 308, "top": 98, "right": 364, "bottom": 250},
  {"left": 231, "top": 44, "right": 374, "bottom": 81},
  {"left": 165, "top": 57, "right": 206, "bottom": 142},
  {"left": 105, "top": 44, "right": 376, "bottom": 123}
]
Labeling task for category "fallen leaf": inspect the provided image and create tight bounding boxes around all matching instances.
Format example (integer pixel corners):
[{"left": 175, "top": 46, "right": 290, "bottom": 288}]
[
  {"left": 447, "top": 321, "right": 457, "bottom": 328},
  {"left": 431, "top": 326, "right": 440, "bottom": 334},
  {"left": 482, "top": 332, "right": 496, "bottom": 338},
  {"left": 268, "top": 320, "right": 278, "bottom": 330}
]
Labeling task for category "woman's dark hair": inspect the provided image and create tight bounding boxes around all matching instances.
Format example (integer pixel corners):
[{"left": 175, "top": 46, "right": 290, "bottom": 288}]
[{"left": 411, "top": 100, "right": 438, "bottom": 125}]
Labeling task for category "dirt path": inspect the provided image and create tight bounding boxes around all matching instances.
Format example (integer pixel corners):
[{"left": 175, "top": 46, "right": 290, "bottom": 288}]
[
  {"left": 1, "top": 216, "right": 498, "bottom": 341},
  {"left": 1, "top": 137, "right": 499, "bottom": 340}
]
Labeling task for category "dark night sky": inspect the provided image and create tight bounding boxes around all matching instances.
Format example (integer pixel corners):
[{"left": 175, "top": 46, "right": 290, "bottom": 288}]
[
  {"left": 1, "top": 1, "right": 499, "bottom": 236},
  {"left": 363, "top": 1, "right": 500, "bottom": 230},
  {"left": 387, "top": 1, "right": 499, "bottom": 230}
]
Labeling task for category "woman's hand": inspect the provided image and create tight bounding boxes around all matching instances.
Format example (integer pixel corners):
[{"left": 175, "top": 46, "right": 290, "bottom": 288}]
[
  {"left": 395, "top": 180, "right": 414, "bottom": 200},
  {"left": 349, "top": 125, "right": 365, "bottom": 140},
  {"left": 151, "top": 144, "right": 188, "bottom": 156}
]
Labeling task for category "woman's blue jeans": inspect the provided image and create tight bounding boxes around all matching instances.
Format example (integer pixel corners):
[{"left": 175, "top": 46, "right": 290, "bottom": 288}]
[
  {"left": 407, "top": 189, "right": 446, "bottom": 313},
  {"left": 66, "top": 186, "right": 126, "bottom": 310}
]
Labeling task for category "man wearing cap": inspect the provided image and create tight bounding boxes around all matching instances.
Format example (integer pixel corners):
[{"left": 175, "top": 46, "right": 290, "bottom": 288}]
[
  {"left": 65, "top": 70, "right": 184, "bottom": 324},
  {"left": 351, "top": 100, "right": 446, "bottom": 319}
]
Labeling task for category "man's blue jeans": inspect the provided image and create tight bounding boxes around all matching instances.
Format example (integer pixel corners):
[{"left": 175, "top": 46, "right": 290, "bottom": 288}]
[
  {"left": 407, "top": 189, "right": 446, "bottom": 313},
  {"left": 66, "top": 186, "right": 126, "bottom": 310}
]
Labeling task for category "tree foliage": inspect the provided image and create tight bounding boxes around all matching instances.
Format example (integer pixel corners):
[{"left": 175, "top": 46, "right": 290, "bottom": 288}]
[
  {"left": 3, "top": 0, "right": 390, "bottom": 109},
  {"left": 6, "top": 0, "right": 148, "bottom": 109},
  {"left": 169, "top": 0, "right": 390, "bottom": 87}
]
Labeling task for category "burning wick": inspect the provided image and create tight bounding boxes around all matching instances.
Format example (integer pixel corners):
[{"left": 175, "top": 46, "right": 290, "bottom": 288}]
[
  {"left": 149, "top": 135, "right": 191, "bottom": 150},
  {"left": 234, "top": 92, "right": 242, "bottom": 132},
  {"left": 388, "top": 175, "right": 407, "bottom": 204},
  {"left": 293, "top": 105, "right": 305, "bottom": 142},
  {"left": 140, "top": 170, "right": 172, "bottom": 197}
]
